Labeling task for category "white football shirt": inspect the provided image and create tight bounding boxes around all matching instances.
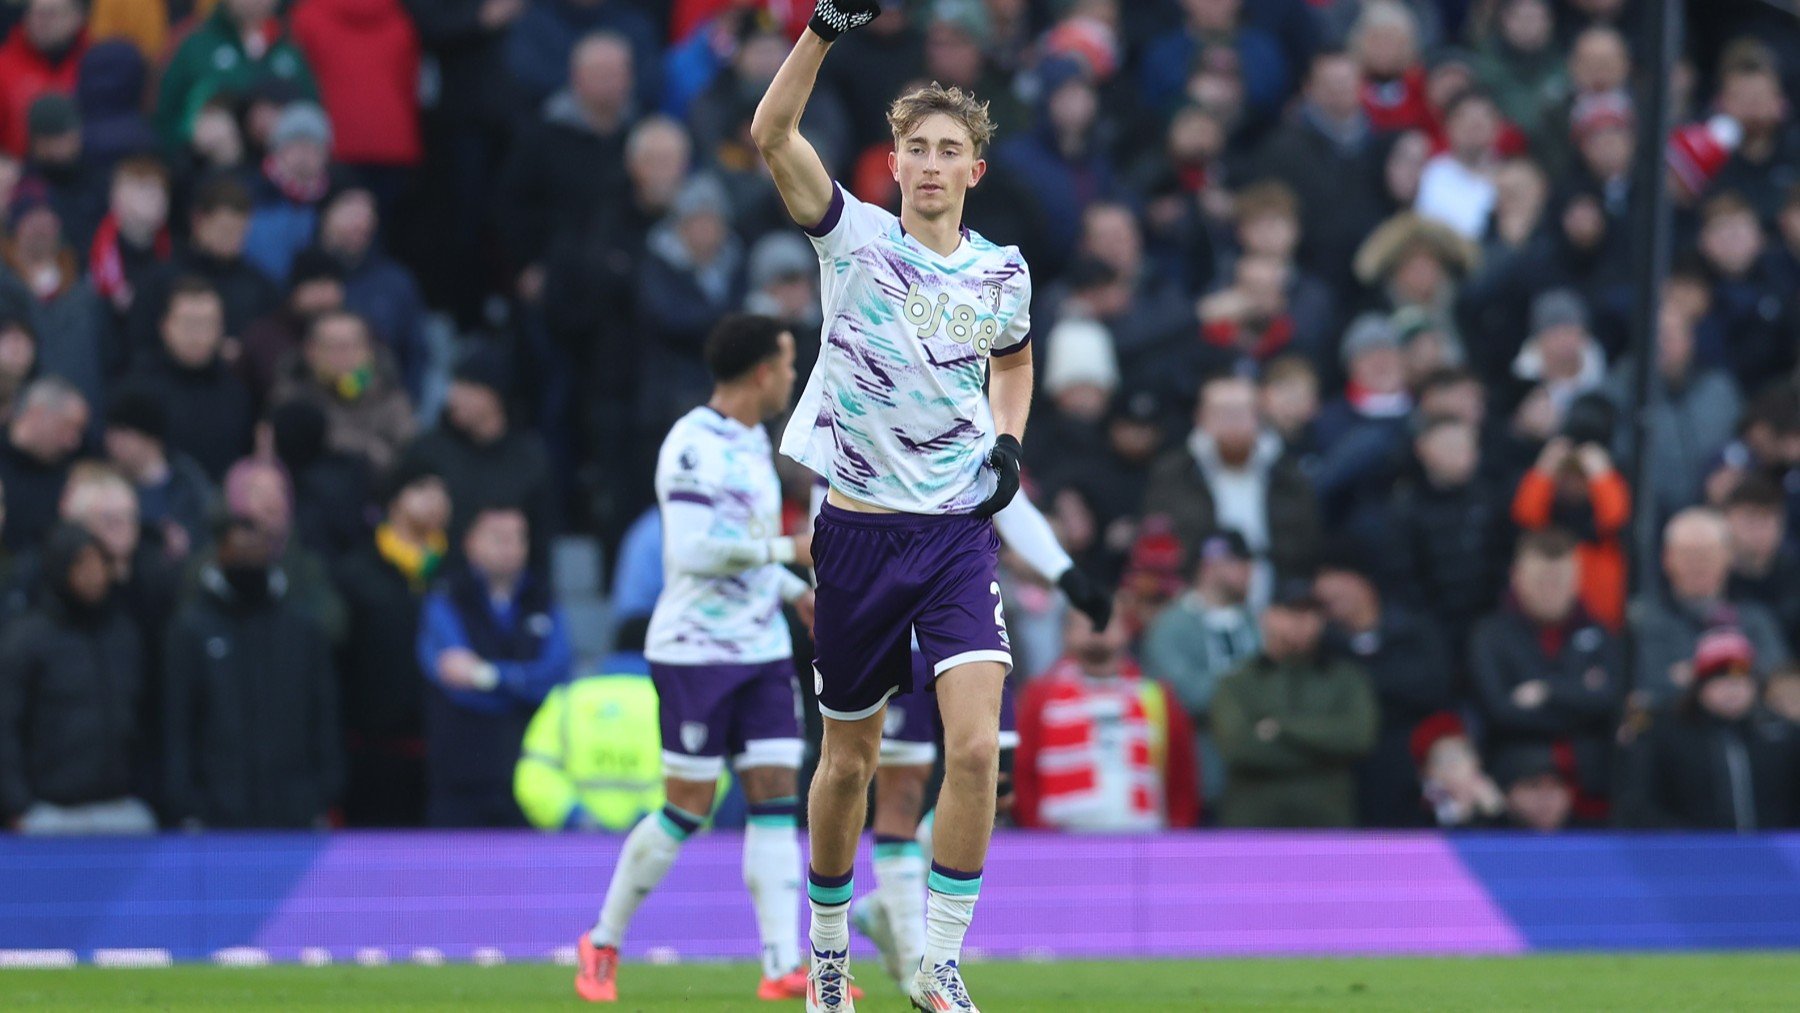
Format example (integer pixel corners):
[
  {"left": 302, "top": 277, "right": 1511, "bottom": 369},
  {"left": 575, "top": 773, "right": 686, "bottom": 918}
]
[
  {"left": 780, "top": 183, "right": 1033, "bottom": 514},
  {"left": 647, "top": 407, "right": 806, "bottom": 666}
]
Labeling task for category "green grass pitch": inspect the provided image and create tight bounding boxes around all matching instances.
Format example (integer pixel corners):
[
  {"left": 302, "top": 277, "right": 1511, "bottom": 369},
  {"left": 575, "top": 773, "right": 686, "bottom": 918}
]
[{"left": 3, "top": 953, "right": 1797, "bottom": 1010}]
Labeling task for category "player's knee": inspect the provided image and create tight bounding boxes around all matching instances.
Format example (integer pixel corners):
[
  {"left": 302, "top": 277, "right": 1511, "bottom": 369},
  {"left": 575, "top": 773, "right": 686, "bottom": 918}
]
[
  {"left": 942, "top": 725, "right": 999, "bottom": 784},
  {"left": 819, "top": 736, "right": 880, "bottom": 788}
]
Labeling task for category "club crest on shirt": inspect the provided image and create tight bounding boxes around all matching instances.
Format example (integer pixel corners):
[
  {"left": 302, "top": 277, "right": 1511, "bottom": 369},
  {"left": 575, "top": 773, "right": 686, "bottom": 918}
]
[
  {"left": 981, "top": 281, "right": 1003, "bottom": 314},
  {"left": 680, "top": 721, "right": 708, "bottom": 753}
]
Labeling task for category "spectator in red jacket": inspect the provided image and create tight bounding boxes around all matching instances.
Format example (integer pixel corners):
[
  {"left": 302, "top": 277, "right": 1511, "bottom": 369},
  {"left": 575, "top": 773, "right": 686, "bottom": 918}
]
[
  {"left": 1015, "top": 606, "right": 1201, "bottom": 832},
  {"left": 291, "top": 0, "right": 423, "bottom": 178},
  {"left": 0, "top": 0, "right": 87, "bottom": 157}
]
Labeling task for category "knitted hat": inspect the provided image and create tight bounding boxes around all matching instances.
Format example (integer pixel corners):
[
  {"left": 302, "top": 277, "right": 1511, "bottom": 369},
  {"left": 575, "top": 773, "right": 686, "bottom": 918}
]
[
  {"left": 1694, "top": 626, "right": 1756, "bottom": 682},
  {"left": 747, "top": 232, "right": 813, "bottom": 291},
  {"left": 26, "top": 92, "right": 78, "bottom": 138},
  {"left": 451, "top": 342, "right": 513, "bottom": 397},
  {"left": 288, "top": 247, "right": 346, "bottom": 288},
  {"left": 1530, "top": 288, "right": 1589, "bottom": 335},
  {"left": 1668, "top": 115, "right": 1743, "bottom": 197},
  {"left": 7, "top": 177, "right": 54, "bottom": 231},
  {"left": 104, "top": 383, "right": 169, "bottom": 442},
  {"left": 1570, "top": 91, "right": 1634, "bottom": 141},
  {"left": 271, "top": 102, "right": 332, "bottom": 150},
  {"left": 1340, "top": 312, "right": 1402, "bottom": 366},
  {"left": 1043, "top": 318, "right": 1119, "bottom": 395},
  {"left": 1410, "top": 711, "right": 1468, "bottom": 767}
]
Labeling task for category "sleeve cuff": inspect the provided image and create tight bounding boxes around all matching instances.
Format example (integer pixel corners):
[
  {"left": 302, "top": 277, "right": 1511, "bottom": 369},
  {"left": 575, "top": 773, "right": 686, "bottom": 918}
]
[
  {"left": 992, "top": 330, "right": 1033, "bottom": 357},
  {"left": 769, "top": 537, "right": 798, "bottom": 565},
  {"left": 802, "top": 184, "right": 846, "bottom": 238}
]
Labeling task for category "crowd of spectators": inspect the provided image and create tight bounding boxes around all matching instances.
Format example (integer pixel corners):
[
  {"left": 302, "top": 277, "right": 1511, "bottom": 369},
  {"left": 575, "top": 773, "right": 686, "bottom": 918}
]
[{"left": 0, "top": 0, "right": 1799, "bottom": 835}]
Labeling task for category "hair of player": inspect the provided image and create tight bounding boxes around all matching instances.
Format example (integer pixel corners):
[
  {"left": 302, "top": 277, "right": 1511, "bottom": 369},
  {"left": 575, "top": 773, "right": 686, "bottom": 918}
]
[
  {"left": 888, "top": 82, "right": 996, "bottom": 157},
  {"left": 704, "top": 313, "right": 787, "bottom": 384},
  {"left": 1516, "top": 528, "right": 1578, "bottom": 563}
]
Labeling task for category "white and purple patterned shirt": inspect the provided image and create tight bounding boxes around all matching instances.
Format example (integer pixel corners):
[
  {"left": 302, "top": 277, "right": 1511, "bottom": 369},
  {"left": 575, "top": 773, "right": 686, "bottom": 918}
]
[
  {"left": 780, "top": 183, "right": 1032, "bottom": 514},
  {"left": 647, "top": 407, "right": 804, "bottom": 666}
]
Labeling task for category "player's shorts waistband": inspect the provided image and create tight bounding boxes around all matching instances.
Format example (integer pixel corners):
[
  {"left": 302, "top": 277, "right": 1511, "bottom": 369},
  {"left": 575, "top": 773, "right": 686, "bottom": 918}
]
[{"left": 819, "top": 502, "right": 980, "bottom": 529}]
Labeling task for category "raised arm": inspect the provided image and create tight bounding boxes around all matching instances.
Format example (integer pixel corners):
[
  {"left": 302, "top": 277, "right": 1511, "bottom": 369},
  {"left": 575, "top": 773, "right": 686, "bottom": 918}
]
[{"left": 750, "top": 2, "right": 878, "bottom": 229}]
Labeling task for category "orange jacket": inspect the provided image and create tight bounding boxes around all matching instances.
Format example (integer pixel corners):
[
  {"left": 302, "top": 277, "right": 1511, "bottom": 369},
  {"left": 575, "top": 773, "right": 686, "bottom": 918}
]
[{"left": 1512, "top": 467, "right": 1631, "bottom": 630}]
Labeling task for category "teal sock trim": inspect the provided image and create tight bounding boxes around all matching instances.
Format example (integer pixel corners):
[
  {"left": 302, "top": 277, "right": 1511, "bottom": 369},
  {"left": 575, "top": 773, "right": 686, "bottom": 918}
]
[
  {"left": 807, "top": 880, "right": 854, "bottom": 907},
  {"left": 873, "top": 840, "right": 924, "bottom": 861},
  {"left": 655, "top": 803, "right": 707, "bottom": 842},
  {"left": 747, "top": 813, "right": 797, "bottom": 828},
  {"left": 927, "top": 870, "right": 983, "bottom": 897}
]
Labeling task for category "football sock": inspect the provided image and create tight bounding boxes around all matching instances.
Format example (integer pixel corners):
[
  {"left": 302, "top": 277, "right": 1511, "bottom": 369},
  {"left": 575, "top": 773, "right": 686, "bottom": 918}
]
[
  {"left": 744, "top": 797, "right": 802, "bottom": 978},
  {"left": 807, "top": 866, "right": 854, "bottom": 956},
  {"left": 922, "top": 862, "right": 981, "bottom": 970},
  {"left": 873, "top": 835, "right": 926, "bottom": 969},
  {"left": 589, "top": 803, "right": 703, "bottom": 948}
]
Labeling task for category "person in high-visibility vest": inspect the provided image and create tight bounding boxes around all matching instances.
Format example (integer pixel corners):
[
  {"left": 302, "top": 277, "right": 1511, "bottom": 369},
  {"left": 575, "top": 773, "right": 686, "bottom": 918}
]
[{"left": 515, "top": 637, "right": 665, "bottom": 832}]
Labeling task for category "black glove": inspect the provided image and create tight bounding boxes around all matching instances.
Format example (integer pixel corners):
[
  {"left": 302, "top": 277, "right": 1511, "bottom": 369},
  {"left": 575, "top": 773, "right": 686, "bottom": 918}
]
[
  {"left": 972, "top": 434, "right": 1022, "bottom": 518},
  {"left": 1057, "top": 566, "right": 1113, "bottom": 631},
  {"left": 809, "top": 0, "right": 880, "bottom": 41}
]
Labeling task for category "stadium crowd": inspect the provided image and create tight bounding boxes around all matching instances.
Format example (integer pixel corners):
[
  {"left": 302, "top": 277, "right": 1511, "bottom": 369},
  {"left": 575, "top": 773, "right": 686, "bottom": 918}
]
[{"left": 0, "top": 0, "right": 1799, "bottom": 836}]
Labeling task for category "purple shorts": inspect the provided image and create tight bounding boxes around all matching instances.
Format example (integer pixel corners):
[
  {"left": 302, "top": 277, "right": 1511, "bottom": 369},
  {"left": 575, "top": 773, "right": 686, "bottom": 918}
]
[
  {"left": 811, "top": 503, "right": 1012, "bottom": 722},
  {"left": 880, "top": 654, "right": 1020, "bottom": 765},
  {"left": 649, "top": 660, "right": 803, "bottom": 781}
]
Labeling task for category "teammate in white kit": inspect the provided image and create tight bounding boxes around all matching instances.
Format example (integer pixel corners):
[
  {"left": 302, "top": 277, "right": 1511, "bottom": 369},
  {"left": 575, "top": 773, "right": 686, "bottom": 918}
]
[
  {"left": 576, "top": 315, "right": 833, "bottom": 1004},
  {"left": 753, "top": 3, "right": 1034, "bottom": 1010}
]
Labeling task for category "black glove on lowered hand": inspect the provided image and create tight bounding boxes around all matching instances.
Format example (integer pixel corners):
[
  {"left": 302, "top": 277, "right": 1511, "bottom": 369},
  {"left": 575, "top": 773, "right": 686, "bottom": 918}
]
[
  {"left": 973, "top": 434, "right": 1022, "bottom": 518},
  {"left": 1058, "top": 566, "right": 1113, "bottom": 630},
  {"left": 809, "top": 0, "right": 880, "bottom": 41}
]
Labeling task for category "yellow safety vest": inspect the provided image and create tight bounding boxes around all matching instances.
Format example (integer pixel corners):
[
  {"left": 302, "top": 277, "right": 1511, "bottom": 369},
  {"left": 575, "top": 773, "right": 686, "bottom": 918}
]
[{"left": 515, "top": 662, "right": 665, "bottom": 832}]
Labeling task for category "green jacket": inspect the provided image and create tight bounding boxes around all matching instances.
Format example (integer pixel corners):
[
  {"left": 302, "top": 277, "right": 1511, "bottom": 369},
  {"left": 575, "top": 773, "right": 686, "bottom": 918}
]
[
  {"left": 156, "top": 7, "right": 318, "bottom": 146},
  {"left": 1212, "top": 652, "right": 1378, "bottom": 828},
  {"left": 514, "top": 654, "right": 664, "bottom": 831}
]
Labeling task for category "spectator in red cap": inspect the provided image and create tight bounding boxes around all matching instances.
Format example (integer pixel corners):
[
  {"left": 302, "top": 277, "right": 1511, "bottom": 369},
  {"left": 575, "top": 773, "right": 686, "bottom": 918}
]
[
  {"left": 1411, "top": 712, "right": 1505, "bottom": 828},
  {"left": 1617, "top": 626, "right": 1800, "bottom": 830}
]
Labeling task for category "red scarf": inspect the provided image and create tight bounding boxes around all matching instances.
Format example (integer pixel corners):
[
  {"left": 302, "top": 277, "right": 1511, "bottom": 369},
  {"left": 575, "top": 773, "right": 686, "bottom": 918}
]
[
  {"left": 1202, "top": 314, "right": 1294, "bottom": 360},
  {"left": 1033, "top": 658, "right": 1163, "bottom": 830},
  {"left": 88, "top": 214, "right": 171, "bottom": 308},
  {"left": 263, "top": 154, "right": 328, "bottom": 205}
]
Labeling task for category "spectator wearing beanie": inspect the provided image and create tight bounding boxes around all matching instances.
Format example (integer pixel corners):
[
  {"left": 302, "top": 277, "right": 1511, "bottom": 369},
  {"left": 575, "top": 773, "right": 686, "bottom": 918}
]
[
  {"left": 329, "top": 459, "right": 450, "bottom": 826},
  {"left": 290, "top": 0, "right": 423, "bottom": 174},
  {"left": 133, "top": 276, "right": 255, "bottom": 482},
  {"left": 239, "top": 247, "right": 346, "bottom": 409},
  {"left": 102, "top": 382, "right": 218, "bottom": 560},
  {"left": 270, "top": 398, "right": 369, "bottom": 561},
  {"left": 1617, "top": 627, "right": 1799, "bottom": 831},
  {"left": 1410, "top": 712, "right": 1506, "bottom": 829},
  {"left": 1314, "top": 314, "right": 1415, "bottom": 521},
  {"left": 1028, "top": 317, "right": 1119, "bottom": 492},
  {"left": 0, "top": 177, "right": 106, "bottom": 411},
  {"left": 398, "top": 343, "right": 556, "bottom": 567},
  {"left": 637, "top": 174, "right": 744, "bottom": 435},
  {"left": 0, "top": 522, "right": 153, "bottom": 835},
  {"left": 24, "top": 92, "right": 106, "bottom": 255},
  {"left": 0, "top": 0, "right": 87, "bottom": 158},
  {"left": 243, "top": 102, "right": 341, "bottom": 285},
  {"left": 155, "top": 0, "right": 317, "bottom": 148},
  {"left": 270, "top": 308, "right": 416, "bottom": 476}
]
